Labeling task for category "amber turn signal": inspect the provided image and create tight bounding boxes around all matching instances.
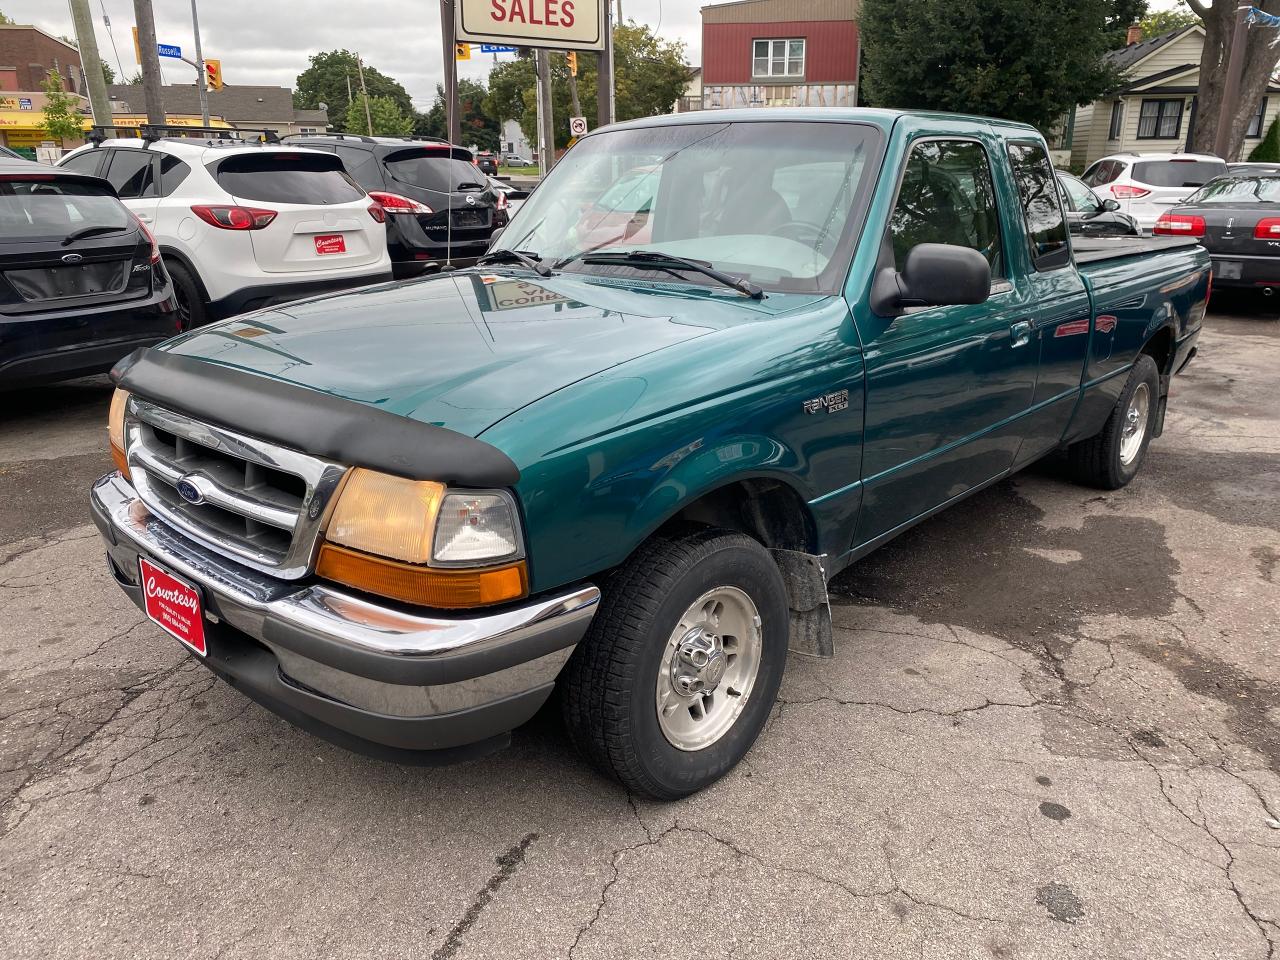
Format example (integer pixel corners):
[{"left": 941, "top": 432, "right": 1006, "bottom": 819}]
[
  {"left": 316, "top": 543, "right": 529, "bottom": 609},
  {"left": 108, "top": 388, "right": 131, "bottom": 480}
]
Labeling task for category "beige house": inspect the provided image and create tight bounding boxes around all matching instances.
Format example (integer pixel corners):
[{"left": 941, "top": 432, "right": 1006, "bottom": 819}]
[{"left": 1067, "top": 24, "right": 1280, "bottom": 168}]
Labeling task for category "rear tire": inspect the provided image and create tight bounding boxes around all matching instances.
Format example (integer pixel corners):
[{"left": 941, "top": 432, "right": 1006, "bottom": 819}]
[
  {"left": 560, "top": 528, "right": 789, "bottom": 800},
  {"left": 165, "top": 260, "right": 209, "bottom": 331},
  {"left": 1068, "top": 354, "right": 1160, "bottom": 490}
]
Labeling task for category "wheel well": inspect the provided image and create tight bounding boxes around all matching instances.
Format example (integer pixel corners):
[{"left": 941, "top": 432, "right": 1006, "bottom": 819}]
[
  {"left": 1141, "top": 325, "right": 1175, "bottom": 376},
  {"left": 159, "top": 248, "right": 209, "bottom": 301},
  {"left": 659, "top": 478, "right": 817, "bottom": 553}
]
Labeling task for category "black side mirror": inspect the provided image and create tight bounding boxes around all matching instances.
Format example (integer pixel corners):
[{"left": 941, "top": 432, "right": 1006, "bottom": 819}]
[
  {"left": 1101, "top": 198, "right": 1121, "bottom": 213},
  {"left": 488, "top": 226, "right": 506, "bottom": 247},
  {"left": 871, "top": 243, "right": 991, "bottom": 317}
]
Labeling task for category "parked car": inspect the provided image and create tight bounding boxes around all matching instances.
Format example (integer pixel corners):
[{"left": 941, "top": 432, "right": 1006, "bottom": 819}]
[
  {"left": 475, "top": 151, "right": 499, "bottom": 176},
  {"left": 57, "top": 133, "right": 391, "bottom": 328},
  {"left": 0, "top": 158, "right": 177, "bottom": 387},
  {"left": 93, "top": 109, "right": 1206, "bottom": 798},
  {"left": 1228, "top": 162, "right": 1280, "bottom": 176},
  {"left": 1156, "top": 171, "right": 1280, "bottom": 294},
  {"left": 283, "top": 133, "right": 508, "bottom": 277},
  {"left": 1057, "top": 171, "right": 1140, "bottom": 237},
  {"left": 1082, "top": 152, "right": 1227, "bottom": 232},
  {"left": 504, "top": 154, "right": 533, "bottom": 167}
]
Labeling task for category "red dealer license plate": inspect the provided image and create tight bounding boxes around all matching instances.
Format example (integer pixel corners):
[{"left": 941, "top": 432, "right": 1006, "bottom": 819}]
[
  {"left": 139, "top": 557, "right": 207, "bottom": 656},
  {"left": 314, "top": 234, "right": 346, "bottom": 255}
]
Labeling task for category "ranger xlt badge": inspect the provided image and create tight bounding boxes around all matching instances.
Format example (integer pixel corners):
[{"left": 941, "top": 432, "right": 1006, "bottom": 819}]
[{"left": 804, "top": 389, "right": 849, "bottom": 414}]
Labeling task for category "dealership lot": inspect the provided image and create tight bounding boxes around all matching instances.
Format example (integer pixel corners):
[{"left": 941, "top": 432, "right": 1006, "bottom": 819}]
[{"left": 0, "top": 297, "right": 1277, "bottom": 959}]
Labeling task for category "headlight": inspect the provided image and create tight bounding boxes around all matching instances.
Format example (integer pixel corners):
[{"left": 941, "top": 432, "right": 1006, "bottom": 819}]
[
  {"left": 319, "top": 468, "right": 528, "bottom": 609},
  {"left": 108, "top": 388, "right": 131, "bottom": 479}
]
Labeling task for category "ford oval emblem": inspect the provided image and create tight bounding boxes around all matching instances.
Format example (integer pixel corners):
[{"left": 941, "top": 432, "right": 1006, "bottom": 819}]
[
  {"left": 61, "top": 252, "right": 84, "bottom": 264},
  {"left": 176, "top": 476, "right": 205, "bottom": 505}
]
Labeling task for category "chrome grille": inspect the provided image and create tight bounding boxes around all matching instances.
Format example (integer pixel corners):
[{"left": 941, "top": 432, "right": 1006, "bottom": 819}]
[{"left": 124, "top": 398, "right": 347, "bottom": 579}]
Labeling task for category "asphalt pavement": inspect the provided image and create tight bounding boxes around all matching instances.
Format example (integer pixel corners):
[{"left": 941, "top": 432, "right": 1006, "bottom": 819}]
[{"left": 1, "top": 293, "right": 1277, "bottom": 959}]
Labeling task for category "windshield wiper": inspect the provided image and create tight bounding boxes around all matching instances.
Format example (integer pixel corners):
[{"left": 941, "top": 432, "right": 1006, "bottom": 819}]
[
  {"left": 476, "top": 248, "right": 552, "bottom": 277},
  {"left": 556, "top": 250, "right": 763, "bottom": 299},
  {"left": 454, "top": 181, "right": 486, "bottom": 191},
  {"left": 61, "top": 224, "right": 128, "bottom": 246}
]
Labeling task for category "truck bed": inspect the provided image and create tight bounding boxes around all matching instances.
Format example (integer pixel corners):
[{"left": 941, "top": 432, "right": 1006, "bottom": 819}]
[{"left": 1072, "top": 235, "right": 1201, "bottom": 265}]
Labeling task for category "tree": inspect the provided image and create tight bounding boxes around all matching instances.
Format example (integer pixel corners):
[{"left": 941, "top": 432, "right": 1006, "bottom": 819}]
[
  {"left": 1186, "top": 0, "right": 1280, "bottom": 159},
  {"left": 1103, "top": 0, "right": 1150, "bottom": 48},
  {"left": 295, "top": 51, "right": 414, "bottom": 132},
  {"left": 1139, "top": 8, "right": 1198, "bottom": 38},
  {"left": 100, "top": 60, "right": 115, "bottom": 85},
  {"left": 0, "top": 11, "right": 14, "bottom": 24},
  {"left": 419, "top": 79, "right": 500, "bottom": 149},
  {"left": 860, "top": 0, "right": 1129, "bottom": 133},
  {"left": 344, "top": 94, "right": 414, "bottom": 137},
  {"left": 1248, "top": 116, "right": 1280, "bottom": 160},
  {"left": 40, "top": 70, "right": 84, "bottom": 145}
]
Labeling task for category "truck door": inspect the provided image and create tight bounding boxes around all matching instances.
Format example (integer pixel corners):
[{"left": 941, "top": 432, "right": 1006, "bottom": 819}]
[{"left": 853, "top": 133, "right": 1039, "bottom": 547}]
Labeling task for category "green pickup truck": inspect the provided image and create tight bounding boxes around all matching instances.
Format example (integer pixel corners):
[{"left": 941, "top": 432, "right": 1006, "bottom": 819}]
[{"left": 92, "top": 109, "right": 1208, "bottom": 799}]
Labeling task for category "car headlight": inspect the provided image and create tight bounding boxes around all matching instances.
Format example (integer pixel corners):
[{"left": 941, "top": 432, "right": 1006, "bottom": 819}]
[
  {"left": 318, "top": 468, "right": 528, "bottom": 609},
  {"left": 108, "top": 388, "right": 131, "bottom": 479}
]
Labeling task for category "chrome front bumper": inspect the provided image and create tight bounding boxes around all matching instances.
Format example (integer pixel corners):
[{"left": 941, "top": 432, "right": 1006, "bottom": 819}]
[{"left": 90, "top": 472, "right": 600, "bottom": 760}]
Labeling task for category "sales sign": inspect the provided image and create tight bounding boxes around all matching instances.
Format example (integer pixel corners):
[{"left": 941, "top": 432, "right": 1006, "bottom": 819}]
[{"left": 457, "top": 0, "right": 605, "bottom": 52}]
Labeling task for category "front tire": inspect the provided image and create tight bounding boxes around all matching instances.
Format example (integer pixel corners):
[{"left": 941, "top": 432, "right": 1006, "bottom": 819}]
[
  {"left": 1068, "top": 353, "right": 1160, "bottom": 489},
  {"left": 561, "top": 528, "right": 789, "bottom": 800}
]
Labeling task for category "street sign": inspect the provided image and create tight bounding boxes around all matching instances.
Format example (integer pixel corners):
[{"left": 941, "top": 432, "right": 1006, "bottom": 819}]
[
  {"left": 455, "top": 42, "right": 471, "bottom": 61},
  {"left": 457, "top": 0, "right": 605, "bottom": 52},
  {"left": 480, "top": 44, "right": 518, "bottom": 53},
  {"left": 569, "top": 115, "right": 587, "bottom": 137},
  {"left": 157, "top": 43, "right": 182, "bottom": 59}
]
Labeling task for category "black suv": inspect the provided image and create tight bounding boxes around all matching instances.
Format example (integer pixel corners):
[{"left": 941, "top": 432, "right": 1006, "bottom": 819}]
[
  {"left": 282, "top": 134, "right": 507, "bottom": 277},
  {"left": 0, "top": 158, "right": 177, "bottom": 387}
]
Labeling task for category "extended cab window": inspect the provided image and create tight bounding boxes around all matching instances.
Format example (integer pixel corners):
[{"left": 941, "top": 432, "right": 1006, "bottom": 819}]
[
  {"left": 889, "top": 139, "right": 1004, "bottom": 277},
  {"left": 1007, "top": 141, "right": 1070, "bottom": 270}
]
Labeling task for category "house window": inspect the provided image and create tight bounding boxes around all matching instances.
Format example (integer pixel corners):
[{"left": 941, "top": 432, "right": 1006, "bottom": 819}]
[
  {"left": 1137, "top": 98, "right": 1184, "bottom": 139},
  {"left": 1247, "top": 98, "right": 1268, "bottom": 137},
  {"left": 752, "top": 38, "right": 805, "bottom": 79},
  {"left": 1108, "top": 101, "right": 1124, "bottom": 140}
]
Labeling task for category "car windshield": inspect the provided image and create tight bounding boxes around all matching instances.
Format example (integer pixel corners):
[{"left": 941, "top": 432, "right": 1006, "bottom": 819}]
[
  {"left": 0, "top": 176, "right": 130, "bottom": 241},
  {"left": 495, "top": 120, "right": 881, "bottom": 293},
  {"left": 1186, "top": 176, "right": 1280, "bottom": 204},
  {"left": 1131, "top": 159, "right": 1227, "bottom": 188}
]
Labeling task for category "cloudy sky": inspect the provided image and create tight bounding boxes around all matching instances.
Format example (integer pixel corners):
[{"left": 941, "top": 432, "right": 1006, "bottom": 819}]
[{"left": 8, "top": 0, "right": 700, "bottom": 110}]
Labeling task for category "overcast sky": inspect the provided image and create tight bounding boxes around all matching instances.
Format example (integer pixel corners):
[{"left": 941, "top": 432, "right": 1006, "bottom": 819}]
[{"left": 8, "top": 0, "right": 700, "bottom": 110}]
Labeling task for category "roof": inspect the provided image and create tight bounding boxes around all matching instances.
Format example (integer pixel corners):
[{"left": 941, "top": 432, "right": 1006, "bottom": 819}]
[
  {"left": 0, "top": 23, "right": 80, "bottom": 54},
  {"left": 701, "top": 0, "right": 859, "bottom": 24},
  {"left": 598, "top": 106, "right": 1038, "bottom": 135},
  {"left": 1103, "top": 25, "right": 1198, "bottom": 73},
  {"left": 75, "top": 137, "right": 331, "bottom": 159},
  {"left": 105, "top": 84, "right": 315, "bottom": 124},
  {"left": 0, "top": 156, "right": 103, "bottom": 181}
]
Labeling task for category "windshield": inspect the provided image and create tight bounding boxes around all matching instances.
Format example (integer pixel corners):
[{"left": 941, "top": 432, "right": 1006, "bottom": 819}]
[
  {"left": 496, "top": 120, "right": 882, "bottom": 293},
  {"left": 1186, "top": 176, "right": 1280, "bottom": 204},
  {"left": 215, "top": 153, "right": 364, "bottom": 205},
  {"left": 0, "top": 177, "right": 130, "bottom": 241}
]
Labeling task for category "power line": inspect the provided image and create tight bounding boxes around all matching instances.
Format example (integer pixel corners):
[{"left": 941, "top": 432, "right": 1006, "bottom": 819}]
[{"left": 98, "top": 0, "right": 127, "bottom": 79}]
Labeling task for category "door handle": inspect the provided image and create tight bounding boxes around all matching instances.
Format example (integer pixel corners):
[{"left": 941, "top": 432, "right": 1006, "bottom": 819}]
[{"left": 1010, "top": 320, "right": 1034, "bottom": 348}]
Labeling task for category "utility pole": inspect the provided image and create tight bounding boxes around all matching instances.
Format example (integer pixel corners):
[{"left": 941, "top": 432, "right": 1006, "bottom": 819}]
[
  {"left": 1214, "top": 3, "right": 1252, "bottom": 161},
  {"left": 535, "top": 49, "right": 555, "bottom": 174},
  {"left": 132, "top": 0, "right": 165, "bottom": 124},
  {"left": 190, "top": 0, "right": 209, "bottom": 125},
  {"left": 440, "top": 0, "right": 461, "bottom": 144},
  {"left": 597, "top": 1, "right": 615, "bottom": 128},
  {"left": 68, "top": 0, "right": 112, "bottom": 126},
  {"left": 356, "top": 53, "right": 373, "bottom": 135}
]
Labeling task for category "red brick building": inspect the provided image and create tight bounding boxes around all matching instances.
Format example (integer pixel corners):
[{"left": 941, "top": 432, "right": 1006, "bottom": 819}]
[
  {"left": 0, "top": 25, "right": 88, "bottom": 153},
  {"left": 700, "top": 0, "right": 860, "bottom": 110}
]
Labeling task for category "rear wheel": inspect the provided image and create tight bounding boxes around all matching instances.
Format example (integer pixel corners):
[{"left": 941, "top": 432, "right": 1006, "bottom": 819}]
[
  {"left": 165, "top": 260, "right": 208, "bottom": 331},
  {"left": 560, "top": 528, "right": 789, "bottom": 800},
  {"left": 1068, "top": 354, "right": 1160, "bottom": 489}
]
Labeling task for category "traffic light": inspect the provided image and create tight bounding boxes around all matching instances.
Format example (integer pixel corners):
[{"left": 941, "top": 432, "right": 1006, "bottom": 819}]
[
  {"left": 455, "top": 42, "right": 471, "bottom": 61},
  {"left": 566, "top": 51, "right": 578, "bottom": 76},
  {"left": 204, "top": 59, "right": 223, "bottom": 90}
]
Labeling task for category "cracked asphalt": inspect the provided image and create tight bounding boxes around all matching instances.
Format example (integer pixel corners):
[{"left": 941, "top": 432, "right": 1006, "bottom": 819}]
[{"left": 2, "top": 294, "right": 1278, "bottom": 959}]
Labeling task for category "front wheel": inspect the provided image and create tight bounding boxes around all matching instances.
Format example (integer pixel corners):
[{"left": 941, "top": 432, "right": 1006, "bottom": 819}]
[
  {"left": 560, "top": 528, "right": 789, "bottom": 800},
  {"left": 1068, "top": 353, "right": 1160, "bottom": 489}
]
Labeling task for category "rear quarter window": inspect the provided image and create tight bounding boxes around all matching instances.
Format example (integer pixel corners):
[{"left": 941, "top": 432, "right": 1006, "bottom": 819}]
[
  {"left": 214, "top": 152, "right": 365, "bottom": 204},
  {"left": 0, "top": 177, "right": 131, "bottom": 241},
  {"left": 1131, "top": 160, "right": 1228, "bottom": 188},
  {"left": 1083, "top": 160, "right": 1123, "bottom": 187},
  {"left": 383, "top": 149, "right": 486, "bottom": 194}
]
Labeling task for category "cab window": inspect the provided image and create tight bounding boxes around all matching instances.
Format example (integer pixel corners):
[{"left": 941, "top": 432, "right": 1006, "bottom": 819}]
[
  {"left": 1007, "top": 141, "right": 1071, "bottom": 270},
  {"left": 889, "top": 139, "right": 1004, "bottom": 278}
]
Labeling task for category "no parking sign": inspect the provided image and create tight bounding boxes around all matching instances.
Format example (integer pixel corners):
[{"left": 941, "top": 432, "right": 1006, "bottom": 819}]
[{"left": 569, "top": 116, "right": 588, "bottom": 137}]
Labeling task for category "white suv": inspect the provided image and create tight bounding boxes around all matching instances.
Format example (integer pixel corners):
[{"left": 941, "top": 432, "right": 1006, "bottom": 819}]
[
  {"left": 1081, "top": 153, "right": 1228, "bottom": 233},
  {"left": 58, "top": 135, "right": 392, "bottom": 328}
]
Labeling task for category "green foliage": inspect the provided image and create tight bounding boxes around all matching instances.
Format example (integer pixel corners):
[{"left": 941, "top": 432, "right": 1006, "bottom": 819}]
[
  {"left": 100, "top": 60, "right": 115, "bottom": 85},
  {"left": 1248, "top": 117, "right": 1280, "bottom": 161},
  {"left": 1139, "top": 7, "right": 1198, "bottom": 39},
  {"left": 344, "top": 94, "right": 414, "bottom": 137},
  {"left": 1102, "top": 0, "right": 1149, "bottom": 51},
  {"left": 0, "top": 11, "right": 14, "bottom": 24},
  {"left": 860, "top": 0, "right": 1130, "bottom": 132},
  {"left": 295, "top": 51, "right": 414, "bottom": 132},
  {"left": 40, "top": 70, "right": 84, "bottom": 144},
  {"left": 417, "top": 79, "right": 500, "bottom": 150},
  {"left": 483, "top": 24, "right": 689, "bottom": 151}
]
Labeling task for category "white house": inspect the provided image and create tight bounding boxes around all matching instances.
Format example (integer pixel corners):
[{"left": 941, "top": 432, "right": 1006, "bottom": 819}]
[{"left": 1067, "top": 23, "right": 1280, "bottom": 168}]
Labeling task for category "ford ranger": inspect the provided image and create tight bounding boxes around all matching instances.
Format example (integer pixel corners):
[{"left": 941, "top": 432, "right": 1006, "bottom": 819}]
[{"left": 91, "top": 109, "right": 1208, "bottom": 799}]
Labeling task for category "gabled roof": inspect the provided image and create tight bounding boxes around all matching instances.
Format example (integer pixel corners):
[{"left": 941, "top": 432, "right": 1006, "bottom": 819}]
[
  {"left": 1103, "top": 24, "right": 1199, "bottom": 73},
  {"left": 1118, "top": 62, "right": 1199, "bottom": 92},
  {"left": 105, "top": 84, "right": 310, "bottom": 123}
]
